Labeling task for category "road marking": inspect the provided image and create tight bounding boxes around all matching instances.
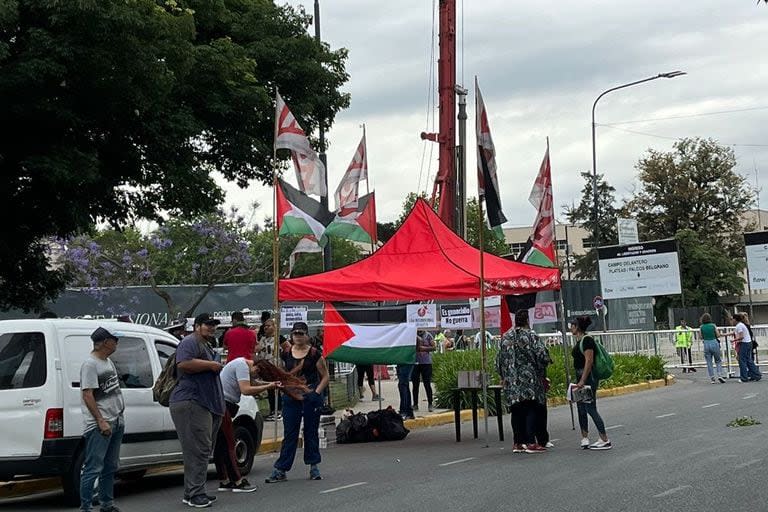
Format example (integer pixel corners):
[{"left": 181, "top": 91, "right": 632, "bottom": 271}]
[
  {"left": 742, "top": 393, "right": 757, "bottom": 400},
  {"left": 735, "top": 459, "right": 761, "bottom": 469},
  {"left": 653, "top": 485, "right": 692, "bottom": 498},
  {"left": 702, "top": 403, "right": 720, "bottom": 408},
  {"left": 439, "top": 457, "right": 476, "bottom": 466},
  {"left": 655, "top": 413, "right": 676, "bottom": 418},
  {"left": 605, "top": 425, "right": 624, "bottom": 430},
  {"left": 320, "top": 482, "right": 367, "bottom": 494}
]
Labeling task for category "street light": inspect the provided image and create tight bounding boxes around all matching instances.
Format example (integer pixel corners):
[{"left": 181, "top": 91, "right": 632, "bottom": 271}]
[{"left": 590, "top": 70, "right": 686, "bottom": 276}]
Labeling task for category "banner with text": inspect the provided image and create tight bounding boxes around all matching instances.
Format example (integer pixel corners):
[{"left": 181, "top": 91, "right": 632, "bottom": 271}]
[
  {"left": 281, "top": 305, "right": 309, "bottom": 328},
  {"left": 598, "top": 239, "right": 681, "bottom": 300},
  {"left": 406, "top": 304, "right": 437, "bottom": 328},
  {"left": 745, "top": 231, "right": 768, "bottom": 290},
  {"left": 439, "top": 304, "right": 472, "bottom": 328}
]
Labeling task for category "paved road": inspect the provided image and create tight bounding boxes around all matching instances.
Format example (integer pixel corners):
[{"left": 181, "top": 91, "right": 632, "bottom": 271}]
[{"left": 2, "top": 373, "right": 766, "bottom": 512}]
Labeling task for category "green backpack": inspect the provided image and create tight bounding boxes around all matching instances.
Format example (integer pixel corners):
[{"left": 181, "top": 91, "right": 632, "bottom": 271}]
[{"left": 580, "top": 335, "right": 614, "bottom": 380}]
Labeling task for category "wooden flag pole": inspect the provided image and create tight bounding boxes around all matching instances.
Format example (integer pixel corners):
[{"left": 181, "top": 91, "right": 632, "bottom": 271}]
[
  {"left": 272, "top": 90, "right": 281, "bottom": 446},
  {"left": 477, "top": 195, "right": 490, "bottom": 448}
]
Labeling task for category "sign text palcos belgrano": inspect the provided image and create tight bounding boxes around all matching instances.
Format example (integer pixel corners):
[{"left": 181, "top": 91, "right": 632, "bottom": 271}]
[{"left": 597, "top": 240, "right": 681, "bottom": 300}]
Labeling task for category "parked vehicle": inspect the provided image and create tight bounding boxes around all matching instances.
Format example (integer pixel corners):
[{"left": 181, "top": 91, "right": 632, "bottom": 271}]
[{"left": 0, "top": 319, "right": 264, "bottom": 505}]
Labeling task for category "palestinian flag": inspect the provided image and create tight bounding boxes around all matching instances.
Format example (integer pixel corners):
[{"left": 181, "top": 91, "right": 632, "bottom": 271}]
[
  {"left": 521, "top": 145, "right": 557, "bottom": 268},
  {"left": 323, "top": 302, "right": 416, "bottom": 364},
  {"left": 475, "top": 78, "right": 507, "bottom": 239},
  {"left": 276, "top": 178, "right": 333, "bottom": 245},
  {"left": 324, "top": 192, "right": 377, "bottom": 244}
]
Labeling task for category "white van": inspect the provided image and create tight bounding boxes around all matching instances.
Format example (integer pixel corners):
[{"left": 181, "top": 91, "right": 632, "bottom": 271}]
[{"left": 0, "top": 319, "right": 264, "bottom": 505}]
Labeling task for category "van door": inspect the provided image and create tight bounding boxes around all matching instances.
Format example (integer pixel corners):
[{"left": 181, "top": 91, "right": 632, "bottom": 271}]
[
  {"left": 0, "top": 327, "right": 53, "bottom": 457},
  {"left": 63, "top": 333, "right": 163, "bottom": 467}
]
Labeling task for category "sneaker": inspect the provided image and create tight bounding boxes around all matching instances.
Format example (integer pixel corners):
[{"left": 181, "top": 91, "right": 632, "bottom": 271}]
[
  {"left": 717, "top": 376, "right": 726, "bottom": 383},
  {"left": 309, "top": 465, "right": 322, "bottom": 480},
  {"left": 545, "top": 441, "right": 555, "bottom": 448},
  {"left": 232, "top": 479, "right": 257, "bottom": 493},
  {"left": 690, "top": 368, "right": 697, "bottom": 372},
  {"left": 372, "top": 394, "right": 381, "bottom": 401},
  {"left": 710, "top": 378, "right": 717, "bottom": 384},
  {"left": 524, "top": 443, "right": 547, "bottom": 453},
  {"left": 512, "top": 444, "right": 525, "bottom": 453},
  {"left": 403, "top": 414, "right": 415, "bottom": 420},
  {"left": 428, "top": 403, "right": 434, "bottom": 412},
  {"left": 182, "top": 496, "right": 215, "bottom": 504},
  {"left": 589, "top": 439, "right": 612, "bottom": 450},
  {"left": 265, "top": 470, "right": 287, "bottom": 484},
  {"left": 218, "top": 481, "right": 234, "bottom": 491},
  {"left": 186, "top": 495, "right": 212, "bottom": 508},
  {"left": 265, "top": 413, "right": 276, "bottom": 421},
  {"left": 580, "top": 437, "right": 590, "bottom": 449}
]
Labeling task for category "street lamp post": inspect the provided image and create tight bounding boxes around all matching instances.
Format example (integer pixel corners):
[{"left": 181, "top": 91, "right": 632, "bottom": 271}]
[{"left": 590, "top": 71, "right": 685, "bottom": 282}]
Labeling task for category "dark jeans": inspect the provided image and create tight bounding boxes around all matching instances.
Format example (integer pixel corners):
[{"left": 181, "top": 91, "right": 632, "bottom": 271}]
[
  {"left": 396, "top": 364, "right": 414, "bottom": 416},
  {"left": 274, "top": 391, "right": 322, "bottom": 472},
  {"left": 213, "top": 402, "right": 241, "bottom": 483},
  {"left": 267, "top": 388, "right": 282, "bottom": 415},
  {"left": 575, "top": 372, "right": 606, "bottom": 435},
  {"left": 80, "top": 418, "right": 124, "bottom": 512},
  {"left": 509, "top": 400, "right": 537, "bottom": 445},
  {"left": 356, "top": 365, "right": 375, "bottom": 387},
  {"left": 411, "top": 364, "right": 433, "bottom": 405},
  {"left": 170, "top": 400, "right": 222, "bottom": 500},
  {"left": 737, "top": 342, "right": 762, "bottom": 381}
]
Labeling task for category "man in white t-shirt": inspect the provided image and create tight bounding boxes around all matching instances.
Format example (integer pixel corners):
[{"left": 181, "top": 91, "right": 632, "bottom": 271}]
[{"left": 215, "top": 358, "right": 281, "bottom": 492}]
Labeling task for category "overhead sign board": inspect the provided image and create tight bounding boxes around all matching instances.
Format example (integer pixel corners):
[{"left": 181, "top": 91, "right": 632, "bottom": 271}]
[
  {"left": 617, "top": 218, "right": 639, "bottom": 245},
  {"left": 745, "top": 231, "right": 768, "bottom": 289},
  {"left": 597, "top": 239, "right": 681, "bottom": 300}
]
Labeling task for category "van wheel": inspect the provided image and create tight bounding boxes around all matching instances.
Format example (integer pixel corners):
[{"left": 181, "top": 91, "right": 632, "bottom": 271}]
[
  {"left": 118, "top": 469, "right": 147, "bottom": 481},
  {"left": 233, "top": 425, "right": 255, "bottom": 476},
  {"left": 62, "top": 448, "right": 85, "bottom": 507}
]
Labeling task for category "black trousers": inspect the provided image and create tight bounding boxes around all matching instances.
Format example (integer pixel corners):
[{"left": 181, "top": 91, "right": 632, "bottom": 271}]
[
  {"left": 411, "top": 364, "right": 433, "bottom": 404},
  {"left": 509, "top": 400, "right": 538, "bottom": 445}
]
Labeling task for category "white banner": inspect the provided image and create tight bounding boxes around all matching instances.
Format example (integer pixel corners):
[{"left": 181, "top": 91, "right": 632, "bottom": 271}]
[
  {"left": 530, "top": 301, "right": 558, "bottom": 325},
  {"left": 745, "top": 231, "right": 768, "bottom": 289},
  {"left": 406, "top": 304, "right": 437, "bottom": 328},
  {"left": 280, "top": 305, "right": 308, "bottom": 328},
  {"left": 617, "top": 218, "right": 639, "bottom": 245},
  {"left": 439, "top": 304, "right": 472, "bottom": 328},
  {"left": 469, "top": 295, "right": 501, "bottom": 309},
  {"left": 598, "top": 240, "right": 681, "bottom": 300}
]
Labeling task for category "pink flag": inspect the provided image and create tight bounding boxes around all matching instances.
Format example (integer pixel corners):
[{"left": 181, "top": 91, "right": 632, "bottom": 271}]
[
  {"left": 334, "top": 131, "right": 368, "bottom": 211},
  {"left": 525, "top": 146, "right": 556, "bottom": 266},
  {"left": 274, "top": 92, "right": 327, "bottom": 196}
]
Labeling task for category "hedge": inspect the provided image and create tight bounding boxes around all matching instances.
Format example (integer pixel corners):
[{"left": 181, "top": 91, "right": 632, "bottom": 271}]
[{"left": 433, "top": 348, "right": 666, "bottom": 415}]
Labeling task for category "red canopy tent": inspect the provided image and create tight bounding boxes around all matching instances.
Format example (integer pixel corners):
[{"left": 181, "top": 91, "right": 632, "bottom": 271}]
[{"left": 279, "top": 199, "right": 560, "bottom": 302}]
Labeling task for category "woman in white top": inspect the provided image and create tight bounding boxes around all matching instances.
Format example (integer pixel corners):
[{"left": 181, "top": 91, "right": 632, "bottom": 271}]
[{"left": 730, "top": 313, "right": 762, "bottom": 382}]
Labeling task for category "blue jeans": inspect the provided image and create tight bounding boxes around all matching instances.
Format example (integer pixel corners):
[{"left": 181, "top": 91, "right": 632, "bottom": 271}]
[
  {"left": 80, "top": 418, "right": 124, "bottom": 511},
  {"left": 274, "top": 391, "right": 322, "bottom": 472},
  {"left": 737, "top": 342, "right": 762, "bottom": 381},
  {"left": 703, "top": 340, "right": 724, "bottom": 379},
  {"left": 396, "top": 364, "right": 414, "bottom": 416},
  {"left": 575, "top": 372, "right": 606, "bottom": 436}
]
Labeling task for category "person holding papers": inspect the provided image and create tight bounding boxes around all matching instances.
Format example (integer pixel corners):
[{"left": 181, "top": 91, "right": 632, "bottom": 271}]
[{"left": 570, "top": 316, "right": 612, "bottom": 451}]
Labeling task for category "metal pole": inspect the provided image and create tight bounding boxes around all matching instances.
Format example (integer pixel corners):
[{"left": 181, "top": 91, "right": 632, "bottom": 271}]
[
  {"left": 557, "top": 289, "right": 576, "bottom": 430},
  {"left": 456, "top": 85, "right": 468, "bottom": 239},
  {"left": 314, "top": 0, "right": 332, "bottom": 271}
]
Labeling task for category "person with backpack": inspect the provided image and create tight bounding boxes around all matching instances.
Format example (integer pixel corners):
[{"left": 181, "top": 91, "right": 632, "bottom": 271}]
[
  {"left": 570, "top": 315, "right": 612, "bottom": 451},
  {"left": 729, "top": 312, "right": 762, "bottom": 382},
  {"left": 265, "top": 322, "right": 330, "bottom": 483}
]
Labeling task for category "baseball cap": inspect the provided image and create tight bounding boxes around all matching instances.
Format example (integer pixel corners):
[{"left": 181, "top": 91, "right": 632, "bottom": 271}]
[
  {"left": 291, "top": 321, "right": 309, "bottom": 333},
  {"left": 91, "top": 327, "right": 119, "bottom": 344},
  {"left": 194, "top": 313, "right": 221, "bottom": 326}
]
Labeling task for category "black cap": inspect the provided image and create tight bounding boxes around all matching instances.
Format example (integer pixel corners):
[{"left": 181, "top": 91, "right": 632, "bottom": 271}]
[
  {"left": 91, "top": 327, "right": 118, "bottom": 344},
  {"left": 291, "top": 321, "right": 309, "bottom": 333},
  {"left": 194, "top": 313, "right": 221, "bottom": 326}
]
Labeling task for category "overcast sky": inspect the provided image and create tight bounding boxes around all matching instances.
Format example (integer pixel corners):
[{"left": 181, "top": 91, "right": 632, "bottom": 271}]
[{"left": 221, "top": 0, "right": 768, "bottom": 230}]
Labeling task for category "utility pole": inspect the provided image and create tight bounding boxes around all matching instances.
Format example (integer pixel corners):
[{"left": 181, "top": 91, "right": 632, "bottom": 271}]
[
  {"left": 314, "top": 0, "right": 332, "bottom": 271},
  {"left": 455, "top": 84, "right": 468, "bottom": 238}
]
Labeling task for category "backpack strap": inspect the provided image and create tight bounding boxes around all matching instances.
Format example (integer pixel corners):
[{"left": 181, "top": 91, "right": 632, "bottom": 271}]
[{"left": 579, "top": 335, "right": 594, "bottom": 354}]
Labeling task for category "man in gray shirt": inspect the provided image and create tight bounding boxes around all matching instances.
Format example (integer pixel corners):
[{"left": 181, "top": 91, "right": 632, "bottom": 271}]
[{"left": 79, "top": 327, "right": 125, "bottom": 512}]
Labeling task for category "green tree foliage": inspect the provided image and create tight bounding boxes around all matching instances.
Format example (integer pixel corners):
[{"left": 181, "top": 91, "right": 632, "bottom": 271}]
[
  {"left": 624, "top": 138, "right": 754, "bottom": 307},
  {"left": 0, "top": 0, "right": 349, "bottom": 311},
  {"left": 465, "top": 198, "right": 509, "bottom": 255},
  {"left": 65, "top": 210, "right": 257, "bottom": 317},
  {"left": 564, "top": 172, "right": 619, "bottom": 278}
]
